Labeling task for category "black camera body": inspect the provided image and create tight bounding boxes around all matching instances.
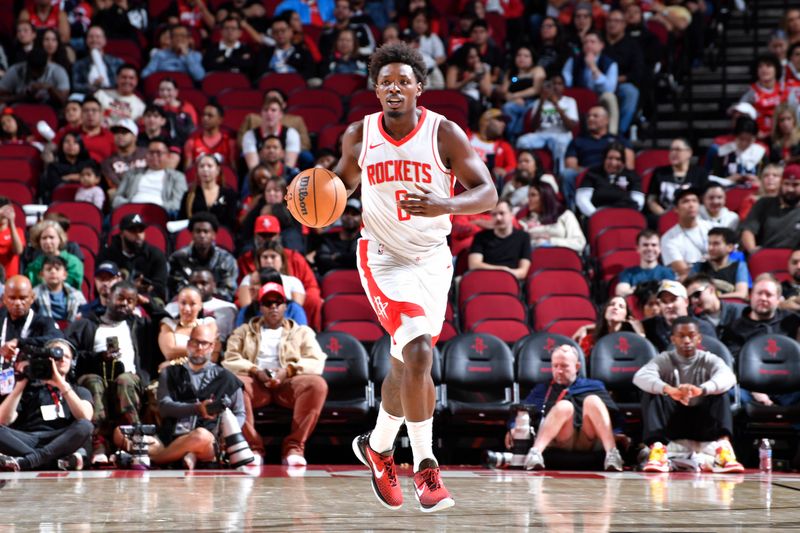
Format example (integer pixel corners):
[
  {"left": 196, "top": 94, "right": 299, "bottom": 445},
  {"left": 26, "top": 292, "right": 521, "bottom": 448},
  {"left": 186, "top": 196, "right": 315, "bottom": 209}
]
[
  {"left": 205, "top": 395, "right": 231, "bottom": 416},
  {"left": 18, "top": 340, "right": 64, "bottom": 381}
]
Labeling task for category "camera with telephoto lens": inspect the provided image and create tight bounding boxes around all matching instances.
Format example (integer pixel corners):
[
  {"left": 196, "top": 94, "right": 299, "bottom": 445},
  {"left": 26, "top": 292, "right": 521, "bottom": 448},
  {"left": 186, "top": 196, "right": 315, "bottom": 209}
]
[
  {"left": 484, "top": 404, "right": 536, "bottom": 469},
  {"left": 17, "top": 339, "right": 64, "bottom": 381},
  {"left": 205, "top": 395, "right": 231, "bottom": 416},
  {"left": 118, "top": 424, "right": 158, "bottom": 469}
]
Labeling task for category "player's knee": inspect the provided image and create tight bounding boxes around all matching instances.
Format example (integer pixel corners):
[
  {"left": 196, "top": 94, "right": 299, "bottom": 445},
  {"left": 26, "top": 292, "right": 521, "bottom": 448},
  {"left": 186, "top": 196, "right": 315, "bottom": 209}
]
[{"left": 400, "top": 337, "right": 433, "bottom": 374}]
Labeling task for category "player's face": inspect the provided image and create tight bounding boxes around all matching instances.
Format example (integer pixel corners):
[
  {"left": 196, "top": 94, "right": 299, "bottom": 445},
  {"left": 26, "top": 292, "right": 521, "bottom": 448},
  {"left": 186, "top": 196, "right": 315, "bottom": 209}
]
[{"left": 375, "top": 63, "right": 422, "bottom": 118}]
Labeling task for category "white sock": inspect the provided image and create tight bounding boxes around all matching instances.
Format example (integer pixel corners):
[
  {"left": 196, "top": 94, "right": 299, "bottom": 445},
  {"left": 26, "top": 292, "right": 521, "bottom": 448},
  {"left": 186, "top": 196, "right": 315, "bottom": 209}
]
[
  {"left": 369, "top": 403, "right": 405, "bottom": 453},
  {"left": 406, "top": 418, "right": 435, "bottom": 472}
]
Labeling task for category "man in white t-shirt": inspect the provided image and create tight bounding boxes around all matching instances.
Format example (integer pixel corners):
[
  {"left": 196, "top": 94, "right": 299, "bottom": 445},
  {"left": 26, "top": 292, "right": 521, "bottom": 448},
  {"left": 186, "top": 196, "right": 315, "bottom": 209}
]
[
  {"left": 95, "top": 64, "right": 146, "bottom": 125},
  {"left": 661, "top": 188, "right": 713, "bottom": 280},
  {"left": 241, "top": 95, "right": 301, "bottom": 170},
  {"left": 515, "top": 74, "right": 579, "bottom": 173},
  {"left": 112, "top": 137, "right": 188, "bottom": 214}
]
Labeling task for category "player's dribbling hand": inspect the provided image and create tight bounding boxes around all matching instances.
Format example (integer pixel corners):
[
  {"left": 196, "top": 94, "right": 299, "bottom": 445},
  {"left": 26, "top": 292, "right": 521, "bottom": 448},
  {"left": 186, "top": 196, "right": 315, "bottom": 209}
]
[{"left": 398, "top": 184, "right": 451, "bottom": 217}]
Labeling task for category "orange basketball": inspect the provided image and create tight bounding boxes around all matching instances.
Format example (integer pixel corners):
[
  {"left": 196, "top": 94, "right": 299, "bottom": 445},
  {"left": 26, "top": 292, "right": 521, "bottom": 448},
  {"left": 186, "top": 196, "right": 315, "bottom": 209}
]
[{"left": 285, "top": 168, "right": 348, "bottom": 228}]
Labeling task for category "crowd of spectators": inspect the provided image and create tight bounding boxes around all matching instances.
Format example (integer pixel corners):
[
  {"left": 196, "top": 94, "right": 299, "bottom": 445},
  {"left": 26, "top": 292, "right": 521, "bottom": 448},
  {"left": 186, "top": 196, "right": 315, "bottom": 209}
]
[{"left": 0, "top": 0, "right": 799, "bottom": 472}]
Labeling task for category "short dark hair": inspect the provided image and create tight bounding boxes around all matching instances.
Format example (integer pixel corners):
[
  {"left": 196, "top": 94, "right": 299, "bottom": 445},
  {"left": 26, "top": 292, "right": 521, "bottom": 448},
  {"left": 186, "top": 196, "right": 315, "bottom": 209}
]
[
  {"left": 80, "top": 160, "right": 102, "bottom": 176},
  {"left": 189, "top": 266, "right": 215, "bottom": 279},
  {"left": 110, "top": 280, "right": 137, "bottom": 296},
  {"left": 189, "top": 212, "right": 220, "bottom": 232},
  {"left": 144, "top": 105, "right": 167, "bottom": 118},
  {"left": 636, "top": 228, "right": 659, "bottom": 243},
  {"left": 369, "top": 42, "right": 427, "bottom": 88},
  {"left": 671, "top": 315, "right": 698, "bottom": 333},
  {"left": 603, "top": 141, "right": 627, "bottom": 160},
  {"left": 708, "top": 226, "right": 736, "bottom": 245},
  {"left": 257, "top": 267, "right": 283, "bottom": 285},
  {"left": 205, "top": 102, "right": 224, "bottom": 117},
  {"left": 82, "top": 96, "right": 101, "bottom": 108},
  {"left": 469, "top": 19, "right": 489, "bottom": 32},
  {"left": 683, "top": 272, "right": 714, "bottom": 289},
  {"left": 733, "top": 116, "right": 759, "bottom": 136},
  {"left": 147, "top": 136, "right": 170, "bottom": 149},
  {"left": 41, "top": 254, "right": 67, "bottom": 270},
  {"left": 752, "top": 53, "right": 783, "bottom": 81},
  {"left": 117, "top": 63, "right": 138, "bottom": 76}
]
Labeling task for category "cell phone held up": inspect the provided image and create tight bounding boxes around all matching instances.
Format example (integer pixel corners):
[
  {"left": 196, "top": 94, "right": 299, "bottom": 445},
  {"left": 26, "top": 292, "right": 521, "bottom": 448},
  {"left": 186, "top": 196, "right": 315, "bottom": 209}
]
[{"left": 106, "top": 336, "right": 120, "bottom": 358}]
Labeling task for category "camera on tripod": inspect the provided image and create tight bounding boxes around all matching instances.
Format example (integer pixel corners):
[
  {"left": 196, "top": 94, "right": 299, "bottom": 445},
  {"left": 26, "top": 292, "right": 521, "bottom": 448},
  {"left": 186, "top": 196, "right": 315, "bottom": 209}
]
[
  {"left": 17, "top": 339, "right": 65, "bottom": 381},
  {"left": 484, "top": 404, "right": 536, "bottom": 469},
  {"left": 118, "top": 423, "right": 158, "bottom": 469}
]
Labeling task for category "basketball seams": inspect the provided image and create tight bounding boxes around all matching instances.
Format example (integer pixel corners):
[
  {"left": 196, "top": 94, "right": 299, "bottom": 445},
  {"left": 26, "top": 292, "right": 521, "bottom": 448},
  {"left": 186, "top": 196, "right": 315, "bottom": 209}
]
[
  {"left": 287, "top": 168, "right": 345, "bottom": 228},
  {"left": 312, "top": 168, "right": 319, "bottom": 227},
  {"left": 320, "top": 167, "right": 340, "bottom": 228}
]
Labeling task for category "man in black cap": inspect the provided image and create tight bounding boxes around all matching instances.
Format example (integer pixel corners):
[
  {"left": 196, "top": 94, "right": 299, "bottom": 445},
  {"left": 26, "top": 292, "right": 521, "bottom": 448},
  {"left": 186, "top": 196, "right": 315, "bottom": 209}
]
[
  {"left": 78, "top": 261, "right": 123, "bottom": 318},
  {"left": 96, "top": 214, "right": 168, "bottom": 302},
  {"left": 314, "top": 198, "right": 362, "bottom": 276},
  {"left": 101, "top": 118, "right": 148, "bottom": 189}
]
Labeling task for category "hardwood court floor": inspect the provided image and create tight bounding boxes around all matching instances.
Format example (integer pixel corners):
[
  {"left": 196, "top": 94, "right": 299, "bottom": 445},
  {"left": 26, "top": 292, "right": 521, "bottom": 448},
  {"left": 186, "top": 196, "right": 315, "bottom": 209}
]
[{"left": 0, "top": 466, "right": 798, "bottom": 531}]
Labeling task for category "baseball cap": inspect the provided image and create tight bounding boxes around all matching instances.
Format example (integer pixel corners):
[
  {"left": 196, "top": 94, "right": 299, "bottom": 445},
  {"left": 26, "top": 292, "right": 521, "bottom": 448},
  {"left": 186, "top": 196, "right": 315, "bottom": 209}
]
[
  {"left": 255, "top": 215, "right": 281, "bottom": 234},
  {"left": 783, "top": 164, "right": 800, "bottom": 182},
  {"left": 111, "top": 118, "right": 139, "bottom": 137},
  {"left": 95, "top": 261, "right": 121, "bottom": 277},
  {"left": 345, "top": 198, "right": 362, "bottom": 212},
  {"left": 120, "top": 213, "right": 147, "bottom": 231},
  {"left": 259, "top": 282, "right": 286, "bottom": 303},
  {"left": 658, "top": 280, "right": 688, "bottom": 299},
  {"left": 727, "top": 102, "right": 757, "bottom": 120}
]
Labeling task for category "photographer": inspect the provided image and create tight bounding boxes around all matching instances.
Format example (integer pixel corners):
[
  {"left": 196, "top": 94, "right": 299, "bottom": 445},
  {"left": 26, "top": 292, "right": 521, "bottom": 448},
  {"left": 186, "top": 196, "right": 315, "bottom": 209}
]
[
  {"left": 0, "top": 339, "right": 93, "bottom": 471},
  {"left": 1, "top": 275, "right": 62, "bottom": 363},
  {"left": 147, "top": 323, "right": 245, "bottom": 469}
]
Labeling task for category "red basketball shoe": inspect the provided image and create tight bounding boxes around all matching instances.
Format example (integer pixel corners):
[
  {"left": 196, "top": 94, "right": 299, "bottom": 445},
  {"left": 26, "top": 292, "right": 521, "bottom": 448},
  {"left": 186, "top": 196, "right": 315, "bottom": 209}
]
[
  {"left": 412, "top": 458, "right": 455, "bottom": 513},
  {"left": 352, "top": 432, "right": 403, "bottom": 509}
]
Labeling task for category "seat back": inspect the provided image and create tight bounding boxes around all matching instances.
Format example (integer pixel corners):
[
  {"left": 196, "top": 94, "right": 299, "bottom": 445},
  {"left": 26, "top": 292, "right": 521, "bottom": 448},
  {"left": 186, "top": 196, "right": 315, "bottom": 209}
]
[
  {"left": 598, "top": 250, "right": 641, "bottom": 282},
  {"left": 526, "top": 270, "right": 590, "bottom": 304},
  {"left": 738, "top": 334, "right": 800, "bottom": 393},
  {"left": 325, "top": 321, "right": 385, "bottom": 344},
  {"left": 587, "top": 208, "right": 646, "bottom": 250},
  {"left": 67, "top": 224, "right": 100, "bottom": 256},
  {"left": 529, "top": 247, "right": 582, "bottom": 273},
  {"left": 443, "top": 333, "right": 514, "bottom": 401},
  {"left": 590, "top": 332, "right": 657, "bottom": 392},
  {"left": 748, "top": 248, "right": 792, "bottom": 282},
  {"left": 462, "top": 293, "right": 526, "bottom": 331},
  {"left": 288, "top": 89, "right": 344, "bottom": 120},
  {"left": 321, "top": 269, "right": 363, "bottom": 298},
  {"left": 635, "top": 149, "right": 670, "bottom": 175},
  {"left": 593, "top": 226, "right": 641, "bottom": 258},
  {"left": 471, "top": 319, "right": 530, "bottom": 344},
  {"left": 202, "top": 72, "right": 252, "bottom": 96},
  {"left": 696, "top": 335, "right": 734, "bottom": 369},
  {"left": 658, "top": 210, "right": 679, "bottom": 235},
  {"left": 533, "top": 295, "right": 596, "bottom": 330},
  {"left": 110, "top": 203, "right": 169, "bottom": 229},
  {"left": 47, "top": 202, "right": 103, "bottom": 229},
  {"left": 515, "top": 333, "right": 587, "bottom": 394},
  {"left": 321, "top": 73, "right": 367, "bottom": 97},
  {"left": 322, "top": 294, "right": 377, "bottom": 329},
  {"left": 316, "top": 331, "right": 371, "bottom": 405},
  {"left": 458, "top": 269, "right": 519, "bottom": 308}
]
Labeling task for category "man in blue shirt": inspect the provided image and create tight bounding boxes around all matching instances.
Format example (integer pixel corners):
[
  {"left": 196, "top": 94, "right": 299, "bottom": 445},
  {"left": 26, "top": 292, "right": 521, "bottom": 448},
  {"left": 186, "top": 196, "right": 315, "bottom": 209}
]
[
  {"left": 141, "top": 25, "right": 205, "bottom": 83},
  {"left": 616, "top": 229, "right": 676, "bottom": 297}
]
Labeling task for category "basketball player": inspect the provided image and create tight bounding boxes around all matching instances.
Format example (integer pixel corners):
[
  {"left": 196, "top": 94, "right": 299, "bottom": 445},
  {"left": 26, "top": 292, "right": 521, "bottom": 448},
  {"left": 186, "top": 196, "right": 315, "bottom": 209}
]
[{"left": 336, "top": 43, "right": 497, "bottom": 512}]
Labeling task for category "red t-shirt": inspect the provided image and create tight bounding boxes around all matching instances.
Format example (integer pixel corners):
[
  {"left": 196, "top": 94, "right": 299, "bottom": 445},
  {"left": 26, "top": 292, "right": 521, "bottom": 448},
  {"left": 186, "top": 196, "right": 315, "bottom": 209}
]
[
  {"left": 81, "top": 127, "right": 115, "bottom": 162},
  {"left": 0, "top": 225, "right": 26, "bottom": 278},
  {"left": 184, "top": 129, "right": 237, "bottom": 166}
]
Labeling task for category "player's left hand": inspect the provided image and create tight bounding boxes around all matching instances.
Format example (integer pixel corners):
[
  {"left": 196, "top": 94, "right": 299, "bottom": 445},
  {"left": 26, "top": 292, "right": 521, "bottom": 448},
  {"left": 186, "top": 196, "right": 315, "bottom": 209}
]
[{"left": 398, "top": 185, "right": 452, "bottom": 218}]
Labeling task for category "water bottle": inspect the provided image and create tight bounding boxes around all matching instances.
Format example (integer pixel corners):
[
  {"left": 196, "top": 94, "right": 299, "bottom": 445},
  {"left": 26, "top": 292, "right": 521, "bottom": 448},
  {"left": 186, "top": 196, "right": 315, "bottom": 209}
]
[{"left": 759, "top": 439, "right": 772, "bottom": 473}]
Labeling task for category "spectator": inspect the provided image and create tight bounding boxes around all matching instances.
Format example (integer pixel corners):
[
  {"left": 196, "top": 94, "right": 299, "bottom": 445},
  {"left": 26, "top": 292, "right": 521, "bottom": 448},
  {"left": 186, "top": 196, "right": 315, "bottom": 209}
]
[
  {"left": 603, "top": 8, "right": 643, "bottom": 136},
  {"left": 573, "top": 296, "right": 644, "bottom": 356},
  {"left": 240, "top": 177, "right": 305, "bottom": 254},
  {"left": 216, "top": 0, "right": 268, "bottom": 29},
  {"left": 96, "top": 214, "right": 169, "bottom": 302},
  {"left": 238, "top": 239, "right": 307, "bottom": 307},
  {"left": 37, "top": 27, "right": 72, "bottom": 74},
  {"left": 320, "top": 28, "right": 368, "bottom": 76},
  {"left": 699, "top": 184, "right": 740, "bottom": 230},
  {"left": 113, "top": 138, "right": 188, "bottom": 214},
  {"left": 562, "top": 105, "right": 634, "bottom": 209},
  {"left": 786, "top": 43, "right": 800, "bottom": 106},
  {"left": 516, "top": 181, "right": 585, "bottom": 252},
  {"left": 563, "top": 3, "right": 594, "bottom": 53},
  {"left": 141, "top": 24, "right": 205, "bottom": 82},
  {"left": 242, "top": 96, "right": 302, "bottom": 171},
  {"left": 274, "top": 0, "right": 335, "bottom": 26},
  {"left": 79, "top": 96, "right": 116, "bottom": 163},
  {"left": 153, "top": 77, "right": 197, "bottom": 148},
  {"left": 535, "top": 16, "right": 569, "bottom": 76},
  {"left": 0, "top": 201, "right": 25, "bottom": 278},
  {"left": 633, "top": 316, "right": 742, "bottom": 473},
  {"left": 0, "top": 339, "right": 92, "bottom": 472},
  {"left": 646, "top": 138, "right": 709, "bottom": 219},
  {"left": 616, "top": 229, "right": 676, "bottom": 297},
  {"left": 151, "top": 323, "right": 247, "bottom": 469},
  {"left": 704, "top": 103, "right": 759, "bottom": 173},
  {"left": 53, "top": 97, "right": 83, "bottom": 141},
  {"left": 0, "top": 46, "right": 69, "bottom": 108},
  {"left": 685, "top": 273, "right": 745, "bottom": 340},
  {"left": 468, "top": 200, "right": 531, "bottom": 281},
  {"left": 634, "top": 280, "right": 663, "bottom": 320},
  {"left": 0, "top": 109, "right": 34, "bottom": 146},
  {"left": 787, "top": 9, "right": 800, "bottom": 46},
  {"left": 91, "top": 0, "right": 148, "bottom": 39},
  {"left": 410, "top": 9, "right": 446, "bottom": 67},
  {"left": 41, "top": 132, "right": 88, "bottom": 197},
  {"left": 468, "top": 108, "right": 516, "bottom": 184},
  {"left": 739, "top": 54, "right": 784, "bottom": 140},
  {"left": 576, "top": 141, "right": 644, "bottom": 217},
  {"left": 691, "top": 227, "right": 750, "bottom": 300},
  {"left": 66, "top": 281, "right": 163, "bottom": 464},
  {"left": 314, "top": 198, "right": 361, "bottom": 276},
  {"left": 180, "top": 153, "right": 239, "bottom": 230},
  {"left": 137, "top": 105, "right": 182, "bottom": 169},
  {"left": 168, "top": 213, "right": 239, "bottom": 301},
  {"left": 185, "top": 105, "right": 237, "bottom": 170},
  {"left": 18, "top": 0, "right": 71, "bottom": 44},
  {"left": 500, "top": 45, "right": 545, "bottom": 140},
  {"left": 741, "top": 164, "right": 800, "bottom": 253},
  {"left": 319, "top": 0, "right": 377, "bottom": 57},
  {"left": 562, "top": 31, "right": 622, "bottom": 135},
  {"left": 769, "top": 29, "right": 789, "bottom": 67},
  {"left": 223, "top": 281, "right": 328, "bottom": 465},
  {"left": 643, "top": 280, "right": 717, "bottom": 352},
  {"left": 711, "top": 116, "right": 767, "bottom": 187},
  {"left": 739, "top": 163, "right": 783, "bottom": 220},
  {"left": 32, "top": 255, "right": 86, "bottom": 322},
  {"left": 257, "top": 135, "right": 298, "bottom": 181},
  {"left": 519, "top": 345, "right": 624, "bottom": 472},
  {"left": 500, "top": 150, "right": 548, "bottom": 210},
  {"left": 74, "top": 160, "right": 106, "bottom": 211},
  {"left": 781, "top": 248, "right": 800, "bottom": 312},
  {"left": 77, "top": 261, "right": 123, "bottom": 318},
  {"left": 255, "top": 15, "right": 316, "bottom": 79},
  {"left": 0, "top": 276, "right": 62, "bottom": 364},
  {"left": 71, "top": 25, "right": 124, "bottom": 94},
  {"left": 158, "top": 286, "right": 217, "bottom": 363},
  {"left": 723, "top": 274, "right": 800, "bottom": 357},
  {"left": 769, "top": 102, "right": 800, "bottom": 164},
  {"left": 660, "top": 188, "right": 713, "bottom": 279},
  {"left": 264, "top": 89, "right": 313, "bottom": 153},
  {"left": 95, "top": 64, "right": 146, "bottom": 124},
  {"left": 24, "top": 220, "right": 83, "bottom": 290},
  {"left": 101, "top": 118, "right": 148, "bottom": 190},
  {"left": 202, "top": 16, "right": 255, "bottom": 77},
  {"left": 9, "top": 21, "right": 36, "bottom": 65},
  {"left": 445, "top": 43, "right": 493, "bottom": 128},
  {"left": 177, "top": 268, "right": 239, "bottom": 341},
  {"left": 465, "top": 19, "right": 503, "bottom": 82},
  {"left": 236, "top": 267, "right": 307, "bottom": 327}
]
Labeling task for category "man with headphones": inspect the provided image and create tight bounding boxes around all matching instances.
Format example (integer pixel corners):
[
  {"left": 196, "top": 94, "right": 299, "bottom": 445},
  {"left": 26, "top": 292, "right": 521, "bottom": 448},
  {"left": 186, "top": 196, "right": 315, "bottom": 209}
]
[{"left": 0, "top": 338, "right": 94, "bottom": 471}]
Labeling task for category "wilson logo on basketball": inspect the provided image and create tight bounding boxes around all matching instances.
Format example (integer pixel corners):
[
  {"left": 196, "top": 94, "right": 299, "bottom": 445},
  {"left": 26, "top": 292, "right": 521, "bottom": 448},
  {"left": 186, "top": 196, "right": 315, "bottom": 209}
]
[{"left": 297, "top": 175, "right": 310, "bottom": 216}]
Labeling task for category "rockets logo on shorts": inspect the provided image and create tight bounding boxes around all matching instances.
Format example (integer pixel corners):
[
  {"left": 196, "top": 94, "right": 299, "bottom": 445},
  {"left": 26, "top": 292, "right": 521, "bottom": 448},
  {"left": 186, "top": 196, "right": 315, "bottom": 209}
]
[{"left": 373, "top": 296, "right": 389, "bottom": 320}]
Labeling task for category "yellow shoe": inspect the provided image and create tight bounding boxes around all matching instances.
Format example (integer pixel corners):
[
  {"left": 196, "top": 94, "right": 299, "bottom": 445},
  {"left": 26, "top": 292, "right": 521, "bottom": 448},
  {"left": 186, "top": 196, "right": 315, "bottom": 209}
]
[
  {"left": 643, "top": 442, "right": 671, "bottom": 473},
  {"left": 712, "top": 444, "right": 744, "bottom": 473}
]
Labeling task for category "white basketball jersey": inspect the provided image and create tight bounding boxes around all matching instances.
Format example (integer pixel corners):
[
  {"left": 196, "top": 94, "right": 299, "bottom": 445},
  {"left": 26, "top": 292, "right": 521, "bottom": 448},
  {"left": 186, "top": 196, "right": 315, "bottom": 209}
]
[{"left": 358, "top": 107, "right": 454, "bottom": 259}]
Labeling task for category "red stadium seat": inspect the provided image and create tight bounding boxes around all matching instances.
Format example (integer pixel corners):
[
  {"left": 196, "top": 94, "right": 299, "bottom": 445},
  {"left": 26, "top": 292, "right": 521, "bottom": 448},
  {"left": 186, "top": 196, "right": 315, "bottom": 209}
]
[
  {"left": 257, "top": 72, "right": 306, "bottom": 95},
  {"left": 217, "top": 89, "right": 265, "bottom": 108},
  {"left": 594, "top": 226, "right": 641, "bottom": 258},
  {"left": 322, "top": 73, "right": 367, "bottom": 97},
  {"left": 533, "top": 295, "right": 596, "bottom": 331},
  {"left": 12, "top": 103, "right": 58, "bottom": 132},
  {"left": 221, "top": 107, "right": 255, "bottom": 132},
  {"left": 458, "top": 269, "right": 520, "bottom": 308},
  {"left": 658, "top": 210, "right": 679, "bottom": 235},
  {"left": 321, "top": 269, "right": 363, "bottom": 298},
  {"left": 530, "top": 247, "right": 583, "bottom": 273},
  {"left": 51, "top": 184, "right": 81, "bottom": 203},
  {"left": 725, "top": 187, "right": 757, "bottom": 213},
  {"left": 526, "top": 270, "right": 590, "bottom": 304},
  {"left": 180, "top": 88, "right": 209, "bottom": 116},
  {"left": 143, "top": 72, "right": 194, "bottom": 98},
  {"left": 288, "top": 89, "right": 344, "bottom": 120},
  {"left": 462, "top": 293, "right": 527, "bottom": 331},
  {"left": 106, "top": 39, "right": 142, "bottom": 69},
  {"left": 317, "top": 123, "right": 348, "bottom": 151},
  {"left": 635, "top": 149, "right": 670, "bottom": 175},
  {"left": 599, "top": 249, "right": 641, "bottom": 283},
  {"left": 471, "top": 319, "right": 530, "bottom": 344},
  {"left": 0, "top": 159, "right": 37, "bottom": 187},
  {"left": 347, "top": 104, "right": 382, "bottom": 123},
  {"left": 111, "top": 203, "right": 169, "bottom": 229},
  {"left": 563, "top": 88, "right": 598, "bottom": 116},
  {"left": 0, "top": 144, "right": 40, "bottom": 160},
  {"left": 349, "top": 89, "right": 378, "bottom": 109},
  {"left": 587, "top": 208, "right": 646, "bottom": 251},
  {"left": 532, "top": 148, "right": 554, "bottom": 173},
  {"left": 749, "top": 248, "right": 793, "bottom": 282},
  {"left": 545, "top": 318, "right": 595, "bottom": 337},
  {"left": 0, "top": 181, "right": 33, "bottom": 205},
  {"left": 67, "top": 224, "right": 100, "bottom": 255},
  {"left": 202, "top": 72, "right": 252, "bottom": 96},
  {"left": 418, "top": 90, "right": 468, "bottom": 116},
  {"left": 326, "top": 320, "right": 385, "bottom": 343},
  {"left": 286, "top": 106, "right": 342, "bottom": 135},
  {"left": 323, "top": 294, "right": 378, "bottom": 330},
  {"left": 47, "top": 202, "right": 103, "bottom": 229},
  {"left": 425, "top": 104, "right": 468, "bottom": 131}
]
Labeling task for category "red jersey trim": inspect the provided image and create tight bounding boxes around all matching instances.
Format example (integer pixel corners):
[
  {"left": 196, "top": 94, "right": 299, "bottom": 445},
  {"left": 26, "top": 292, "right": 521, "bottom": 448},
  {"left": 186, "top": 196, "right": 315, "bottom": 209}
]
[
  {"left": 358, "top": 115, "right": 371, "bottom": 168},
  {"left": 358, "top": 240, "right": 426, "bottom": 337},
  {"left": 378, "top": 107, "right": 428, "bottom": 147}
]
